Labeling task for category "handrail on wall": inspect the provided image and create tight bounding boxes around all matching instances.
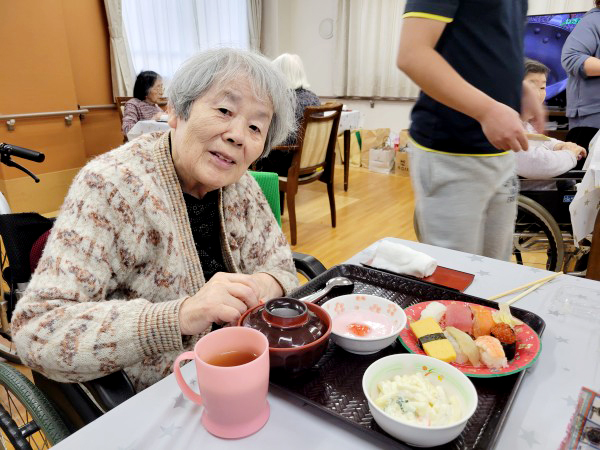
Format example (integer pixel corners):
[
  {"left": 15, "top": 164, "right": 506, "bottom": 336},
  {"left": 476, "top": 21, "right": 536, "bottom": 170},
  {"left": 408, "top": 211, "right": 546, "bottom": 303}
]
[
  {"left": 79, "top": 104, "right": 116, "bottom": 110},
  {"left": 321, "top": 95, "right": 417, "bottom": 108},
  {"left": 0, "top": 109, "right": 90, "bottom": 131}
]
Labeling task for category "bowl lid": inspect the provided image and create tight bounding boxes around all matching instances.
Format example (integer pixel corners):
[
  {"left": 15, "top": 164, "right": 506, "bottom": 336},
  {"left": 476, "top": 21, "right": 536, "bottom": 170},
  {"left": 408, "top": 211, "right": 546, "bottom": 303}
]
[{"left": 241, "top": 298, "right": 328, "bottom": 348}]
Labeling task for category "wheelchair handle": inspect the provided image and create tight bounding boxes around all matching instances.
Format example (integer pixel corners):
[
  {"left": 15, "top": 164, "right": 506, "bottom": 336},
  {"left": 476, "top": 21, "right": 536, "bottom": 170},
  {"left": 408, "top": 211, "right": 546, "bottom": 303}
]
[
  {"left": 0, "top": 143, "right": 45, "bottom": 163},
  {"left": 173, "top": 351, "right": 203, "bottom": 405}
]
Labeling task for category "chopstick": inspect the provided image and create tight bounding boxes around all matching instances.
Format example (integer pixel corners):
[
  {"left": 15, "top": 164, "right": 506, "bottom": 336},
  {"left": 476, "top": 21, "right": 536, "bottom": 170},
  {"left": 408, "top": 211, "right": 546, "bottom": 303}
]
[
  {"left": 487, "top": 271, "right": 563, "bottom": 301},
  {"left": 505, "top": 281, "right": 545, "bottom": 306}
]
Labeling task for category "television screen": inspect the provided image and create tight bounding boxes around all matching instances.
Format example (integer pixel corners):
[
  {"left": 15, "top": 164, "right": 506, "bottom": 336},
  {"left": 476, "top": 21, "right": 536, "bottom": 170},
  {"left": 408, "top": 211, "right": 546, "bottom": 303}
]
[{"left": 525, "top": 12, "right": 586, "bottom": 109}]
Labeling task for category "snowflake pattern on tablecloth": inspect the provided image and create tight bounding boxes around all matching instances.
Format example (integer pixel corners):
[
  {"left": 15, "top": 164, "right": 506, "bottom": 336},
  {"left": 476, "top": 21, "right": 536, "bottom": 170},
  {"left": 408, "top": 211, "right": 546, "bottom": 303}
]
[{"left": 398, "top": 301, "right": 542, "bottom": 378}]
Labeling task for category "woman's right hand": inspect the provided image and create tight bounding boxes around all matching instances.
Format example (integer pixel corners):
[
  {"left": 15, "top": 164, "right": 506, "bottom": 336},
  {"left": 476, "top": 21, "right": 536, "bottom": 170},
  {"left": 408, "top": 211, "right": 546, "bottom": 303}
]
[{"left": 178, "top": 272, "right": 262, "bottom": 335}]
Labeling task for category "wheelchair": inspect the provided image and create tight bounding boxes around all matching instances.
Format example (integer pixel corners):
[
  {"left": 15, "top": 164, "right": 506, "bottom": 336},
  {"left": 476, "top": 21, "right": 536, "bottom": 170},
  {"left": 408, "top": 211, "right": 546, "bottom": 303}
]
[
  {"left": 513, "top": 170, "right": 590, "bottom": 274},
  {"left": 0, "top": 209, "right": 326, "bottom": 448}
]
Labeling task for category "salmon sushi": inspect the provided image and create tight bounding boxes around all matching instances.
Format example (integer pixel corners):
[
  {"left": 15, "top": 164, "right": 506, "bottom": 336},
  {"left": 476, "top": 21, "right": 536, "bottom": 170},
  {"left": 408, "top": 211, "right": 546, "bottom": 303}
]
[{"left": 470, "top": 304, "right": 495, "bottom": 338}]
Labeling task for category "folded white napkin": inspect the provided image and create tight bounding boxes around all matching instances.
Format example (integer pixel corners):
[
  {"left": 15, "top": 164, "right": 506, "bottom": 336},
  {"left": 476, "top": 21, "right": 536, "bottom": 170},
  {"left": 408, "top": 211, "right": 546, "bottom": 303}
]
[{"left": 370, "top": 241, "right": 437, "bottom": 278}]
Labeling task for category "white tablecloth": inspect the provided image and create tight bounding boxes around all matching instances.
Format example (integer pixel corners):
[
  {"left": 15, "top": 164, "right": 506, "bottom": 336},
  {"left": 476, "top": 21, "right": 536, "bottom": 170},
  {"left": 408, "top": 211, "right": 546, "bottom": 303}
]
[
  {"left": 53, "top": 239, "right": 600, "bottom": 449},
  {"left": 127, "top": 120, "right": 170, "bottom": 141}
]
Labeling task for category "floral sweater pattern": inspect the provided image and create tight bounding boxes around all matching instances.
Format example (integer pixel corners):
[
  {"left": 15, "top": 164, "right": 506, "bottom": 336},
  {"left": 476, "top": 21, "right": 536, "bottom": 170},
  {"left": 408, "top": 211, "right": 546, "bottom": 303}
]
[{"left": 12, "top": 132, "right": 298, "bottom": 391}]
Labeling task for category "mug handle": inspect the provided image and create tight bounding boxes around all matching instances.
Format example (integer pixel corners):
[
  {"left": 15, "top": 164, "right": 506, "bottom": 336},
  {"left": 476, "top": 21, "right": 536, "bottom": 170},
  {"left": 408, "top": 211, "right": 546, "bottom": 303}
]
[{"left": 173, "top": 351, "right": 203, "bottom": 405}]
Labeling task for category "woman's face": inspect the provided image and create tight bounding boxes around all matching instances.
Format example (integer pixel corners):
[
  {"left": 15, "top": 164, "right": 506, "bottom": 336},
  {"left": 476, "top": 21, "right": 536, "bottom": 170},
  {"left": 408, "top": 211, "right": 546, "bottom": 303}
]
[
  {"left": 168, "top": 78, "right": 273, "bottom": 198},
  {"left": 146, "top": 78, "right": 163, "bottom": 104}
]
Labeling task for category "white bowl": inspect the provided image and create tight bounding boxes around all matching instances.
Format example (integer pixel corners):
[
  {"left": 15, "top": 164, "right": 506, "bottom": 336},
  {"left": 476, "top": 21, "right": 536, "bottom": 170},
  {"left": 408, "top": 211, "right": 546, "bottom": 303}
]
[
  {"left": 321, "top": 294, "right": 406, "bottom": 355},
  {"left": 362, "top": 354, "right": 478, "bottom": 447}
]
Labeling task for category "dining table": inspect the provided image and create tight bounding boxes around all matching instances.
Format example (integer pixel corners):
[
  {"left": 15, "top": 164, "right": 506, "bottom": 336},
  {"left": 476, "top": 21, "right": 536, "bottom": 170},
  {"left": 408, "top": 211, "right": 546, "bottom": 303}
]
[
  {"left": 126, "top": 119, "right": 170, "bottom": 141},
  {"left": 51, "top": 238, "right": 600, "bottom": 449}
]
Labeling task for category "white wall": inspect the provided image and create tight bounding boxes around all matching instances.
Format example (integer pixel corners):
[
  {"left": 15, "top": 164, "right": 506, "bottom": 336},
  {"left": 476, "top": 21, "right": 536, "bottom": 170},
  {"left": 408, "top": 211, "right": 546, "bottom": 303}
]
[{"left": 262, "top": 0, "right": 591, "bottom": 133}]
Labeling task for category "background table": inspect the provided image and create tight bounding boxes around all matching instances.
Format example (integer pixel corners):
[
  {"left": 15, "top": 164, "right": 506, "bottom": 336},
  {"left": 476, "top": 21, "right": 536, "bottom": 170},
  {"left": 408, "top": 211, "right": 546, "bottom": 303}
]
[
  {"left": 126, "top": 120, "right": 170, "bottom": 141},
  {"left": 338, "top": 110, "right": 360, "bottom": 191},
  {"left": 53, "top": 238, "right": 600, "bottom": 449}
]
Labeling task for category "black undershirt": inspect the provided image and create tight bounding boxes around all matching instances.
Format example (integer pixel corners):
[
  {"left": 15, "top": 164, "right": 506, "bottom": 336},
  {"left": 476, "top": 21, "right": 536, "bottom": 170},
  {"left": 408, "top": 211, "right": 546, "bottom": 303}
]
[{"left": 182, "top": 190, "right": 227, "bottom": 282}]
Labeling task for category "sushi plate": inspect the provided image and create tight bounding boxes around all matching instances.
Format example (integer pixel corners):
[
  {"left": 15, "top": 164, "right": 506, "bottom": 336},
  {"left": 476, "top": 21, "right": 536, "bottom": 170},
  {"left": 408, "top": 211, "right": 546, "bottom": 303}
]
[{"left": 398, "top": 300, "right": 542, "bottom": 378}]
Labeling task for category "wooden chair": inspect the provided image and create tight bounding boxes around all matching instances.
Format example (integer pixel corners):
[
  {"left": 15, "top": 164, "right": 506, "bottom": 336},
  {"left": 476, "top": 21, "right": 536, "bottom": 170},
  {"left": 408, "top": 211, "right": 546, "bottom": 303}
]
[
  {"left": 277, "top": 102, "right": 343, "bottom": 245},
  {"left": 115, "top": 96, "right": 132, "bottom": 143}
]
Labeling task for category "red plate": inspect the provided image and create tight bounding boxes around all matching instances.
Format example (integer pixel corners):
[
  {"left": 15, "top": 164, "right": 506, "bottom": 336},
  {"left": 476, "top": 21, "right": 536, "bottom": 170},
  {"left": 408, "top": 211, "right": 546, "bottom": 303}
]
[{"left": 398, "top": 300, "right": 542, "bottom": 378}]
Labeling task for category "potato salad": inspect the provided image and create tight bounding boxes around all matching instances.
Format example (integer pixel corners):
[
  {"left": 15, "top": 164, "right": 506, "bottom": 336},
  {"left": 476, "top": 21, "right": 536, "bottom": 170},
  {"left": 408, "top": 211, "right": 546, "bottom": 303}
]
[{"left": 374, "top": 373, "right": 462, "bottom": 426}]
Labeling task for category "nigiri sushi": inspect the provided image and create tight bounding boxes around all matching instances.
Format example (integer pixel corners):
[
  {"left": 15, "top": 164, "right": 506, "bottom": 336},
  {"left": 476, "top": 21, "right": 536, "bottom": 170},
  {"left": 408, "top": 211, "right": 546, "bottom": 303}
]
[
  {"left": 420, "top": 301, "right": 447, "bottom": 323},
  {"left": 475, "top": 336, "right": 508, "bottom": 369},
  {"left": 442, "top": 303, "right": 473, "bottom": 334},
  {"left": 444, "top": 326, "right": 481, "bottom": 367},
  {"left": 470, "top": 304, "right": 495, "bottom": 338},
  {"left": 490, "top": 322, "right": 517, "bottom": 360},
  {"left": 444, "top": 330, "right": 469, "bottom": 364}
]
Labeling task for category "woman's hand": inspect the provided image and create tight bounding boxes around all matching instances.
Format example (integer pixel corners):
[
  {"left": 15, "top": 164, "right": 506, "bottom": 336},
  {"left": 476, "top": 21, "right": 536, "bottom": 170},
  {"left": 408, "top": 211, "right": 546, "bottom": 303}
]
[
  {"left": 555, "top": 142, "right": 587, "bottom": 160},
  {"left": 178, "top": 272, "right": 283, "bottom": 335}
]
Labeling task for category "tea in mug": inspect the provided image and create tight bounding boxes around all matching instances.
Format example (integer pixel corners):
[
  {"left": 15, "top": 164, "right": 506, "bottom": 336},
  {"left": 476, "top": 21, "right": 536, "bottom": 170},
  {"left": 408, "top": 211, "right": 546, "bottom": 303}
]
[{"left": 206, "top": 350, "right": 258, "bottom": 367}]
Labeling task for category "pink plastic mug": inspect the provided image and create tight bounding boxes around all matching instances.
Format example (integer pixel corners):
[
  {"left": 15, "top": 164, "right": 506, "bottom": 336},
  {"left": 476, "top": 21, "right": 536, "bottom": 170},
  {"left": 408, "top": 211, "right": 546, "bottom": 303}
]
[{"left": 173, "top": 326, "right": 270, "bottom": 439}]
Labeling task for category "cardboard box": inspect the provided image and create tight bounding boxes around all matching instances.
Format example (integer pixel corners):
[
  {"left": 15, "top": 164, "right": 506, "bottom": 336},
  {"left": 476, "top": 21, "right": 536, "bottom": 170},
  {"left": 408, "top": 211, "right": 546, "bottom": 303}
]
[{"left": 395, "top": 150, "right": 410, "bottom": 177}]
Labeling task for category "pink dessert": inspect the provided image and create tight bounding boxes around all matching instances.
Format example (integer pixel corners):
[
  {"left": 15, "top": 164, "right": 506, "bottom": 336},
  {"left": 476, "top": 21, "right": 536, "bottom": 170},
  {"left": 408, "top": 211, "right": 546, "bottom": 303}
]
[
  {"left": 332, "top": 310, "right": 395, "bottom": 339},
  {"left": 442, "top": 303, "right": 473, "bottom": 334}
]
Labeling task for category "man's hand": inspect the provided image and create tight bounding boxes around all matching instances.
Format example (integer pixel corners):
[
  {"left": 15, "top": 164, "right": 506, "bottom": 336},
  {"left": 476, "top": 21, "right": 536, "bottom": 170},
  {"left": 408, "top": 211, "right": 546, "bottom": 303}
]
[{"left": 478, "top": 101, "right": 529, "bottom": 151}]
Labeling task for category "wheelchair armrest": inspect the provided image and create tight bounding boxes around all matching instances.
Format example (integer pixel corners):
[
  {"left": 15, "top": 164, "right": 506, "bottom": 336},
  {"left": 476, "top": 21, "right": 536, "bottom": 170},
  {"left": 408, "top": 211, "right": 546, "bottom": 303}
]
[
  {"left": 81, "top": 370, "right": 136, "bottom": 412},
  {"left": 555, "top": 170, "right": 586, "bottom": 179},
  {"left": 292, "top": 251, "right": 326, "bottom": 280}
]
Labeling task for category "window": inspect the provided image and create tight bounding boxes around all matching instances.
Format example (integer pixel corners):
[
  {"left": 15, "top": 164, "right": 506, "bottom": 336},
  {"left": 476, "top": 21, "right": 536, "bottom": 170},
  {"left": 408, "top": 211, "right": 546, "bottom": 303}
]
[{"left": 122, "top": 0, "right": 250, "bottom": 79}]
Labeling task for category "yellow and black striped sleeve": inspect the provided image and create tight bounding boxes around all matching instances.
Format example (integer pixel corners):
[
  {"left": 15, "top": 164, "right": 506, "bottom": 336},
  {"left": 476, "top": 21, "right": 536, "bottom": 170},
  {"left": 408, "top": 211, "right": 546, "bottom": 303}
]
[{"left": 403, "top": 0, "right": 459, "bottom": 23}]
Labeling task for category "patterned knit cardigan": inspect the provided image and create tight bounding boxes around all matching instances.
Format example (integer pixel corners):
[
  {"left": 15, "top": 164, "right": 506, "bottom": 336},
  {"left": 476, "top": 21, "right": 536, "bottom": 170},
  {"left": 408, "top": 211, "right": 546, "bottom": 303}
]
[{"left": 12, "top": 132, "right": 299, "bottom": 391}]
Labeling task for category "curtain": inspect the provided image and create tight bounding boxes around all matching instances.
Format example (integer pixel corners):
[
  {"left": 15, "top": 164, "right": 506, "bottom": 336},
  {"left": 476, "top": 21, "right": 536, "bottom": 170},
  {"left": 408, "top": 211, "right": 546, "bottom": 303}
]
[
  {"left": 122, "top": 0, "right": 250, "bottom": 80},
  {"left": 528, "top": 0, "right": 593, "bottom": 15},
  {"left": 104, "top": 0, "right": 136, "bottom": 98},
  {"left": 333, "top": 0, "right": 419, "bottom": 99},
  {"left": 247, "top": 0, "right": 261, "bottom": 52}
]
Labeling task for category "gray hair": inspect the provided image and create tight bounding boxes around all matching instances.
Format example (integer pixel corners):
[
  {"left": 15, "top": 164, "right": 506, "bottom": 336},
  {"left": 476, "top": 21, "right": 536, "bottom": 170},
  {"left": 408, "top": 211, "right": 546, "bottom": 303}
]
[
  {"left": 167, "top": 48, "right": 296, "bottom": 156},
  {"left": 272, "top": 53, "right": 311, "bottom": 89}
]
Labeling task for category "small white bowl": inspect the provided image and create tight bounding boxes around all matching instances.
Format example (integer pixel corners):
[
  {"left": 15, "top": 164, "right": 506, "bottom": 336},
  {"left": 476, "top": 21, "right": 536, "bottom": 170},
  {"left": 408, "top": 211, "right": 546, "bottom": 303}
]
[
  {"left": 362, "top": 354, "right": 478, "bottom": 447},
  {"left": 321, "top": 294, "right": 406, "bottom": 355}
]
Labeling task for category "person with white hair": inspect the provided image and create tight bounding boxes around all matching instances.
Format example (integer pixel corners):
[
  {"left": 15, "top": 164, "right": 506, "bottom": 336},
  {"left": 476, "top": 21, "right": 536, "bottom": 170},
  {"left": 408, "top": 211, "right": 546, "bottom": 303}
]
[
  {"left": 255, "top": 53, "right": 321, "bottom": 176},
  {"left": 12, "top": 48, "right": 298, "bottom": 392}
]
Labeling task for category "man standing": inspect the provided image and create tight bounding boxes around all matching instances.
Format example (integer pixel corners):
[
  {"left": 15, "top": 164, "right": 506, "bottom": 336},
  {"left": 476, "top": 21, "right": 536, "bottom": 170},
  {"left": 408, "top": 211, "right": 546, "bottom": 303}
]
[{"left": 397, "top": 0, "right": 545, "bottom": 260}]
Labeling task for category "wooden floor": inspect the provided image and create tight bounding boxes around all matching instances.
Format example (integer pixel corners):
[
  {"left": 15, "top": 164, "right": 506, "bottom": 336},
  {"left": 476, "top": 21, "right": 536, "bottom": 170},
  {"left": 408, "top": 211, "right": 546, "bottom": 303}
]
[{"left": 282, "top": 165, "right": 417, "bottom": 268}]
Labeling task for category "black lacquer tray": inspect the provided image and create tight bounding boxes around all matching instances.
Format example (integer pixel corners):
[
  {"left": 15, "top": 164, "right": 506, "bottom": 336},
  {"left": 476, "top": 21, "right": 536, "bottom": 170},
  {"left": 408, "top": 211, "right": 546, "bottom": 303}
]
[{"left": 270, "top": 264, "right": 546, "bottom": 450}]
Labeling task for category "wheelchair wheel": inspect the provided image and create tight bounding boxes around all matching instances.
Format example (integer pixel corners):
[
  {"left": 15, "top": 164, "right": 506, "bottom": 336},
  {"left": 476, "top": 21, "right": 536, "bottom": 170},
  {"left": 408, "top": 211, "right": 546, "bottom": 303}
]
[
  {"left": 513, "top": 195, "right": 564, "bottom": 272},
  {"left": 0, "top": 363, "right": 69, "bottom": 448}
]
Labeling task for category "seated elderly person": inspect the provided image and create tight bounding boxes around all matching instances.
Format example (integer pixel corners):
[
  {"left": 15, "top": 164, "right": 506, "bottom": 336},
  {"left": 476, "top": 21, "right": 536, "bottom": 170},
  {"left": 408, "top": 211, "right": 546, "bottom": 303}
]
[
  {"left": 12, "top": 48, "right": 298, "bottom": 392},
  {"left": 121, "top": 70, "right": 165, "bottom": 136},
  {"left": 517, "top": 59, "right": 586, "bottom": 189}
]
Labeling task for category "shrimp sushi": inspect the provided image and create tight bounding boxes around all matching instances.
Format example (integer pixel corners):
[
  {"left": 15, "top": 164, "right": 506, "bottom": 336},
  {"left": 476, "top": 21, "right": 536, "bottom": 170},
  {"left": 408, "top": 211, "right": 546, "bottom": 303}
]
[
  {"left": 442, "top": 303, "right": 473, "bottom": 334},
  {"left": 420, "top": 301, "right": 447, "bottom": 323},
  {"left": 490, "top": 322, "right": 517, "bottom": 360},
  {"left": 475, "top": 336, "right": 508, "bottom": 369},
  {"left": 444, "top": 326, "right": 481, "bottom": 367},
  {"left": 470, "top": 304, "right": 495, "bottom": 338}
]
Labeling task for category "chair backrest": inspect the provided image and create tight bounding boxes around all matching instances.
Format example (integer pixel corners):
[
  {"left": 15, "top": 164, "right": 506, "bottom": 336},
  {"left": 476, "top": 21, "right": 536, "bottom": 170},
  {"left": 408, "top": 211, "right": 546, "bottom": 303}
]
[
  {"left": 296, "top": 103, "right": 343, "bottom": 172},
  {"left": 114, "top": 96, "right": 132, "bottom": 125},
  {"left": 249, "top": 171, "right": 281, "bottom": 226}
]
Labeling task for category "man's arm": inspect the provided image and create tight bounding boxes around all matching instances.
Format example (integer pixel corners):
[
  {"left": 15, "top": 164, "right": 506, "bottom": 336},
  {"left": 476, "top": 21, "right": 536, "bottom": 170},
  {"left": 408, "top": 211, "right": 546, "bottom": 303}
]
[{"left": 397, "top": 18, "right": 532, "bottom": 151}]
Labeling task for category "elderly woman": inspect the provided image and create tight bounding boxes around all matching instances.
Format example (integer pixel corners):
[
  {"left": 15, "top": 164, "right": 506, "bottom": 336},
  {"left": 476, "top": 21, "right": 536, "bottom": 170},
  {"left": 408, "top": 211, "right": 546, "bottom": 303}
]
[
  {"left": 121, "top": 70, "right": 165, "bottom": 135},
  {"left": 254, "top": 53, "right": 320, "bottom": 176},
  {"left": 12, "top": 49, "right": 298, "bottom": 392}
]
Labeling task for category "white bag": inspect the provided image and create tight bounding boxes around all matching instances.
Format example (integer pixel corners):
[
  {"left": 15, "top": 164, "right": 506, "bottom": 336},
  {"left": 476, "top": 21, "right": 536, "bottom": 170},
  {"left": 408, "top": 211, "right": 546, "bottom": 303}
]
[{"left": 368, "top": 146, "right": 395, "bottom": 174}]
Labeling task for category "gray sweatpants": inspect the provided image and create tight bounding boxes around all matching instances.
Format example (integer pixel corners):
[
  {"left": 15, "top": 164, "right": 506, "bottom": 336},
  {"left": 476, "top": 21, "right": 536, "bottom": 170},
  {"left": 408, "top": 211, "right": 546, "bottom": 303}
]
[{"left": 408, "top": 145, "right": 518, "bottom": 261}]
